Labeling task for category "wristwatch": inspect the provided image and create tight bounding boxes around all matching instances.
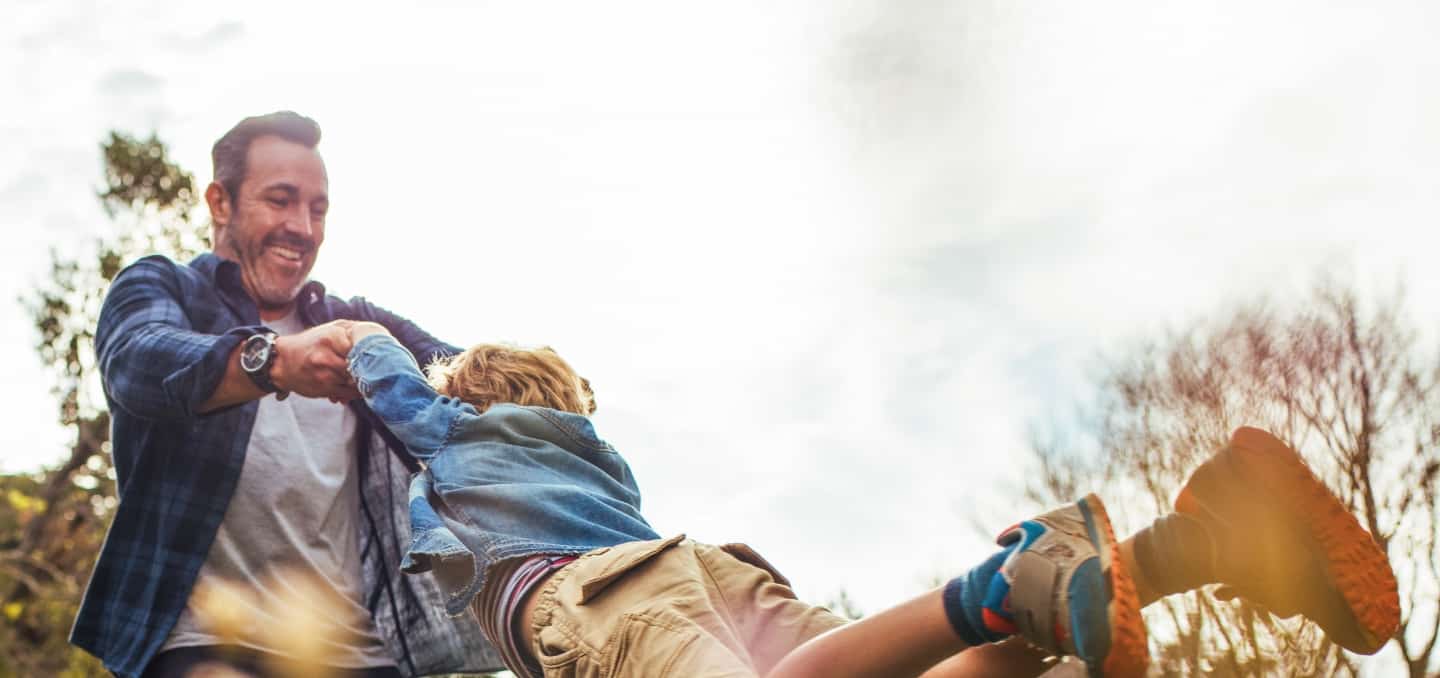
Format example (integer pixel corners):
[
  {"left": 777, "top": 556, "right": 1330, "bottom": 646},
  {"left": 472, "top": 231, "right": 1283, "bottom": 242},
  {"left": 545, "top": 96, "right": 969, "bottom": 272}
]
[{"left": 240, "top": 331, "right": 289, "bottom": 400}]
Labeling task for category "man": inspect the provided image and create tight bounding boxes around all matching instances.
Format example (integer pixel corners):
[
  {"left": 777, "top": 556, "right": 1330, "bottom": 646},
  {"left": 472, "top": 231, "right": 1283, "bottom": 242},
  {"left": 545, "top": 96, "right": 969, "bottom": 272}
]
[{"left": 72, "top": 111, "right": 502, "bottom": 678}]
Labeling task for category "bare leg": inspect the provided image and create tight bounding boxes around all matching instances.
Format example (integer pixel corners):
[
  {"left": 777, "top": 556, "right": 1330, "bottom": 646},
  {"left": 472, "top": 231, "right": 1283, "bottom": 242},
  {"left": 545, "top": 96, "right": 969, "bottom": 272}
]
[
  {"left": 770, "top": 530, "right": 1166, "bottom": 678},
  {"left": 917, "top": 638, "right": 1052, "bottom": 678},
  {"left": 767, "top": 588, "right": 1064, "bottom": 678},
  {"left": 767, "top": 588, "right": 969, "bottom": 678}
]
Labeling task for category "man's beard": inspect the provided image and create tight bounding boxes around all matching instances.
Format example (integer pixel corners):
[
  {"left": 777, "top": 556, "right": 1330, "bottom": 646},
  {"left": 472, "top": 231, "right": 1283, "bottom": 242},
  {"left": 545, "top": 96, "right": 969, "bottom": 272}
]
[{"left": 223, "top": 224, "right": 315, "bottom": 311}]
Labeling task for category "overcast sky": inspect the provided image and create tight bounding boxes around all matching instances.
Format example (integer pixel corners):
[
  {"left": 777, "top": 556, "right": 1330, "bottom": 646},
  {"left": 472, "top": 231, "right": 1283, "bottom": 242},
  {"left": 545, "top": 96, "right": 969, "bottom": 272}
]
[{"left": 4, "top": 2, "right": 1436, "bottom": 672}]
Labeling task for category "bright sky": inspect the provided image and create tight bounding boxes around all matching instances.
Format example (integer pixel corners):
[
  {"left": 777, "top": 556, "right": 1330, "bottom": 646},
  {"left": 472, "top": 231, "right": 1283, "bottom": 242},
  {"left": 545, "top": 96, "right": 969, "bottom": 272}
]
[{"left": 4, "top": 2, "right": 1437, "bottom": 672}]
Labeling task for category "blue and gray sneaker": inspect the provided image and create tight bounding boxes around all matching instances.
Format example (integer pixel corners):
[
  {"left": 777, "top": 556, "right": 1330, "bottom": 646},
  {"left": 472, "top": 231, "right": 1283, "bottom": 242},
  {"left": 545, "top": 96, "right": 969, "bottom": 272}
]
[{"left": 983, "top": 493, "right": 1148, "bottom": 677}]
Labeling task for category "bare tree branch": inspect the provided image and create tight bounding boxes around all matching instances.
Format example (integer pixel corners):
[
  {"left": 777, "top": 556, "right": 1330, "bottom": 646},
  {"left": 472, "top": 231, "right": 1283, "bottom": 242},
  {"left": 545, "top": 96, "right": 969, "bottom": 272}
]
[{"left": 1026, "top": 282, "right": 1434, "bottom": 676}]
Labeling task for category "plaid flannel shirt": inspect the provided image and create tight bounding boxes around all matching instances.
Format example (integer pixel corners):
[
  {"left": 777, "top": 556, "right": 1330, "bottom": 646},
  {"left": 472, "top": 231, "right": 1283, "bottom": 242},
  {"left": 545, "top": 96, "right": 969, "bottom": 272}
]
[{"left": 72, "top": 252, "right": 503, "bottom": 678}]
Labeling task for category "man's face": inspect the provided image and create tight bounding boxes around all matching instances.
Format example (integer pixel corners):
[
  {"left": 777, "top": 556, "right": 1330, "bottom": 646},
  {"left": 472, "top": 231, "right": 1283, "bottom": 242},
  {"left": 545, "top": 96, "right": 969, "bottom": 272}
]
[{"left": 209, "top": 135, "right": 329, "bottom": 314}]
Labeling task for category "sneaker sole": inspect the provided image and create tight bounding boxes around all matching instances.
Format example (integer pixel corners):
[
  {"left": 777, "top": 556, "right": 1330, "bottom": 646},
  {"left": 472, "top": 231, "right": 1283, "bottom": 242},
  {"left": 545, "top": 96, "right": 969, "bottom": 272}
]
[
  {"left": 1078, "top": 493, "right": 1149, "bottom": 678},
  {"left": 1174, "top": 427, "right": 1400, "bottom": 654}
]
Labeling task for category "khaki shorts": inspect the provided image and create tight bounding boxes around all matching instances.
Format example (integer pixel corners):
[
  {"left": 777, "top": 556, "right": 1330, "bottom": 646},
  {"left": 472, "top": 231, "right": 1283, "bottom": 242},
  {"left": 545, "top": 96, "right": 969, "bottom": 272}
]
[{"left": 526, "top": 535, "right": 849, "bottom": 677}]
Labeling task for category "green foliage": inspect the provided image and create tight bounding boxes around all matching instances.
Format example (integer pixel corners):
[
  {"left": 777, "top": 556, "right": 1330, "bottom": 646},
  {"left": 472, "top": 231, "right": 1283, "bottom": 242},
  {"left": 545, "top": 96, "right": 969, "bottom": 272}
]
[
  {"left": 99, "top": 131, "right": 197, "bottom": 218},
  {"left": 25, "top": 132, "right": 208, "bottom": 428},
  {"left": 0, "top": 469, "right": 112, "bottom": 678},
  {"left": 97, "top": 131, "right": 209, "bottom": 266},
  {"left": 0, "top": 131, "right": 206, "bottom": 677}
]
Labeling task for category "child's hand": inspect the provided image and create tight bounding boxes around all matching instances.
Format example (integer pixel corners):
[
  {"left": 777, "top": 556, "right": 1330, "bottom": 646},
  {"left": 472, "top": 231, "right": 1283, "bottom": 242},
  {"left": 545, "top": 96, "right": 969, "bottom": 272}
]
[{"left": 347, "top": 321, "right": 392, "bottom": 343}]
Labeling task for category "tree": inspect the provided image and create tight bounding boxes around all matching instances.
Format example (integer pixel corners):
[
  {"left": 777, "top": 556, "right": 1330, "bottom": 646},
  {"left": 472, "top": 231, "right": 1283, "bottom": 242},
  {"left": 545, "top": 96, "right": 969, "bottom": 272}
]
[
  {"left": 1029, "top": 283, "right": 1439, "bottom": 676},
  {"left": 0, "top": 132, "right": 207, "bottom": 677}
]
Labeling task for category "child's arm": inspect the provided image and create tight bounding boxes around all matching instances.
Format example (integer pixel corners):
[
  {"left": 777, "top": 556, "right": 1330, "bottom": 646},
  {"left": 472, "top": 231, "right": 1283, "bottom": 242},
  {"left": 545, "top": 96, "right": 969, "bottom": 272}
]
[{"left": 345, "top": 323, "right": 475, "bottom": 463}]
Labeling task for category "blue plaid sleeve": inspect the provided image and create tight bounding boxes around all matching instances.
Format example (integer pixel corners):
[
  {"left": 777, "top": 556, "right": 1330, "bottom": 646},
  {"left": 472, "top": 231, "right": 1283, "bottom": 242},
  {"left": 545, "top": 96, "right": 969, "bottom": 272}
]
[{"left": 96, "top": 256, "right": 265, "bottom": 421}]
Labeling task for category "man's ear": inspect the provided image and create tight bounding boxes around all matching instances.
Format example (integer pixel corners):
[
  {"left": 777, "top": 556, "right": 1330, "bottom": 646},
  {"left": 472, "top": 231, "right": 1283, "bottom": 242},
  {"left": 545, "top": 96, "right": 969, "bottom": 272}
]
[{"left": 205, "top": 181, "right": 231, "bottom": 228}]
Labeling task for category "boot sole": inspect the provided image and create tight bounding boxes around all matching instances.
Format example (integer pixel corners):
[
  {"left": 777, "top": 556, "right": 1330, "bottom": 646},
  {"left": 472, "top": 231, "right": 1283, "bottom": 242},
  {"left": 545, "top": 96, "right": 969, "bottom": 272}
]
[
  {"left": 1078, "top": 493, "right": 1149, "bottom": 678},
  {"left": 1174, "top": 427, "right": 1399, "bottom": 654}
]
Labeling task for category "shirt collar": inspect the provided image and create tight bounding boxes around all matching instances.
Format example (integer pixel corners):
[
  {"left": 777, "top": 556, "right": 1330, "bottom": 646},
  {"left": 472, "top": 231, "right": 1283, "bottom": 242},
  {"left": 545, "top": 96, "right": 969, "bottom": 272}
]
[{"left": 191, "top": 251, "right": 328, "bottom": 326}]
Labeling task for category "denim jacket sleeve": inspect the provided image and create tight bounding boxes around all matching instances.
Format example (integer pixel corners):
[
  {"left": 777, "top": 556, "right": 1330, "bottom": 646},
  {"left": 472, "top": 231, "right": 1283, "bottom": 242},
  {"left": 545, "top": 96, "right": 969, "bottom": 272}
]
[
  {"left": 95, "top": 255, "right": 266, "bottom": 421},
  {"left": 347, "top": 334, "right": 477, "bottom": 463}
]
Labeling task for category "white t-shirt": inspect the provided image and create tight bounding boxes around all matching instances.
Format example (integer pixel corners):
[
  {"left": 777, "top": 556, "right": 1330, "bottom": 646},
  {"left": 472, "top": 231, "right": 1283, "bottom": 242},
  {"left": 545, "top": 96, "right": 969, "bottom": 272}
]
[{"left": 163, "top": 311, "right": 391, "bottom": 668}]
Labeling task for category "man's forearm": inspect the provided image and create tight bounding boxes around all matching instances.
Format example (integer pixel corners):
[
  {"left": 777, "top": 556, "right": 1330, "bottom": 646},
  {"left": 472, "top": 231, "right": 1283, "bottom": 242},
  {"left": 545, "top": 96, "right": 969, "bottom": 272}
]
[
  {"left": 197, "top": 342, "right": 268, "bottom": 413},
  {"left": 198, "top": 322, "right": 362, "bottom": 412},
  {"left": 98, "top": 322, "right": 258, "bottom": 421}
]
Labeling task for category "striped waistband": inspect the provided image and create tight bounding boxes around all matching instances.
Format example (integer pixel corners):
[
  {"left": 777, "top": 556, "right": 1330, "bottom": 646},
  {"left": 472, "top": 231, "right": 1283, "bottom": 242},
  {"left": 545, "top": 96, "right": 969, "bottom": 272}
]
[{"left": 473, "top": 554, "right": 577, "bottom": 678}]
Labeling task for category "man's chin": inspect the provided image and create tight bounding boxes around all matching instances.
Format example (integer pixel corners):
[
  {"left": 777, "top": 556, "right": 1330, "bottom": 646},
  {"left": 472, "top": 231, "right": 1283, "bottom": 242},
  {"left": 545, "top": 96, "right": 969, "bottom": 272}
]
[{"left": 255, "top": 282, "right": 307, "bottom": 310}]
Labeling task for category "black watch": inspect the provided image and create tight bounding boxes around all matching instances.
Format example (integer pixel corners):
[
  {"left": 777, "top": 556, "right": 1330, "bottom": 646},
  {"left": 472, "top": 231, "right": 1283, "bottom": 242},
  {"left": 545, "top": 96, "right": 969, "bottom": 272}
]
[{"left": 240, "top": 331, "right": 289, "bottom": 400}]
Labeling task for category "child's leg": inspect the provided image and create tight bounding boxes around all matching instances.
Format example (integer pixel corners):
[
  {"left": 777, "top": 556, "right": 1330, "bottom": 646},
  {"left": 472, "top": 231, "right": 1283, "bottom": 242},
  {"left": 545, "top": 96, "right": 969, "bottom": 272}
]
[
  {"left": 916, "top": 638, "right": 1051, "bottom": 678},
  {"left": 917, "top": 426, "right": 1403, "bottom": 677},
  {"left": 770, "top": 494, "right": 1148, "bottom": 678},
  {"left": 765, "top": 545, "right": 1014, "bottom": 678},
  {"left": 765, "top": 586, "right": 972, "bottom": 678},
  {"left": 1115, "top": 427, "right": 1399, "bottom": 655},
  {"left": 763, "top": 590, "right": 1050, "bottom": 678},
  {"left": 774, "top": 427, "right": 1403, "bottom": 678}
]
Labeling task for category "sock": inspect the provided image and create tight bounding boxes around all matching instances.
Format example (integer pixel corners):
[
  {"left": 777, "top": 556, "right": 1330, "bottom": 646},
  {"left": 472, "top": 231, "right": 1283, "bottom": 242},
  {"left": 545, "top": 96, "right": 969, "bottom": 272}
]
[
  {"left": 1131, "top": 512, "right": 1218, "bottom": 597},
  {"left": 942, "top": 543, "right": 1018, "bottom": 646}
]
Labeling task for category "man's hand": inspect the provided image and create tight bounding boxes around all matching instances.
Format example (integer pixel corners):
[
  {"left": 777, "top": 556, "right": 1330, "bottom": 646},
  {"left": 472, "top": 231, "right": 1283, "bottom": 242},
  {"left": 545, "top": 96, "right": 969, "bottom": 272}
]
[{"left": 271, "top": 320, "right": 362, "bottom": 402}]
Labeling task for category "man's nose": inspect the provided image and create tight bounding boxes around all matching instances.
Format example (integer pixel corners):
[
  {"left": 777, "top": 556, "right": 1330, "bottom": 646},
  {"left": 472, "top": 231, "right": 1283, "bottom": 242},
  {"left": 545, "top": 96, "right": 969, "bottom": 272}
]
[{"left": 282, "top": 208, "right": 316, "bottom": 240}]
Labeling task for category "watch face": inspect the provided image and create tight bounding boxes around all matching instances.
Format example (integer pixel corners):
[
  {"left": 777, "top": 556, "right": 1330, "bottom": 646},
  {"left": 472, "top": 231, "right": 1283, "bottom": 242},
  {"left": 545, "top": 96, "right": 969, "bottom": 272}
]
[{"left": 240, "top": 334, "right": 271, "bottom": 372}]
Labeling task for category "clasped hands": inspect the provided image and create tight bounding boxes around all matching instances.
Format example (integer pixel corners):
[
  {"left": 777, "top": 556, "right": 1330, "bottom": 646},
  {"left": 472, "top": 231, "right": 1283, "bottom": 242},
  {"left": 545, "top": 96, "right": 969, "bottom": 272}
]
[{"left": 270, "top": 320, "right": 391, "bottom": 403}]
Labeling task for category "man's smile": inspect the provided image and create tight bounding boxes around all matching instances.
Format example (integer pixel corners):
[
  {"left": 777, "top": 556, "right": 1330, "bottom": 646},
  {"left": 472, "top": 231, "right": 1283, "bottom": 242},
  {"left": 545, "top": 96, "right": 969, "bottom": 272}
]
[{"left": 267, "top": 245, "right": 306, "bottom": 263}]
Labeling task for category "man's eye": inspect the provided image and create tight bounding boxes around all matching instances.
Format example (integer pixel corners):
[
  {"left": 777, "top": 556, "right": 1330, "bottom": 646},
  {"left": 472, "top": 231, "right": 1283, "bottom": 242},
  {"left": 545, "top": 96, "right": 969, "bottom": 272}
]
[{"left": 268, "top": 197, "right": 287, "bottom": 208}]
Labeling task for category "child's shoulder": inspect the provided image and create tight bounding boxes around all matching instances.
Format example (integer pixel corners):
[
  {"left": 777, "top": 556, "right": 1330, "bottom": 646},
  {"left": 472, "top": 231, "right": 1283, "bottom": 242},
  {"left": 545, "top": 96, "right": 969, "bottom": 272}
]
[{"left": 473, "top": 404, "right": 615, "bottom": 454}]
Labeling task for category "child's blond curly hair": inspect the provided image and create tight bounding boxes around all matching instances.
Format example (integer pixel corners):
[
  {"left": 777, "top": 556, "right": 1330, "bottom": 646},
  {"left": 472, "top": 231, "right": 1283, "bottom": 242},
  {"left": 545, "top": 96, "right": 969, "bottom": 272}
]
[{"left": 425, "top": 343, "right": 596, "bottom": 416}]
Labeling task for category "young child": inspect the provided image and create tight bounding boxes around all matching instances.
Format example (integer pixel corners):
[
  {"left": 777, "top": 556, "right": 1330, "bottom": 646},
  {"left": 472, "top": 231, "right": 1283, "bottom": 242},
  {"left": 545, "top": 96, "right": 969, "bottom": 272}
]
[{"left": 343, "top": 324, "right": 1398, "bottom": 678}]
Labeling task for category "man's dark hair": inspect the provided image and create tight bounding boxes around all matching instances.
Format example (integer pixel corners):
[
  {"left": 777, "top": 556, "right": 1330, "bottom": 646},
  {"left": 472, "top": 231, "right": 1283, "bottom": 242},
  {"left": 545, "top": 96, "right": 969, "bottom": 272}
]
[{"left": 211, "top": 111, "right": 322, "bottom": 202}]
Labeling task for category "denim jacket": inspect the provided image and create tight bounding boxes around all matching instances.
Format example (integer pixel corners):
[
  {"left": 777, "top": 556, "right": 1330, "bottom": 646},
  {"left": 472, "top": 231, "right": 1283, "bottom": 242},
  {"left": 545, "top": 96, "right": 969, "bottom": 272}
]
[{"left": 347, "top": 335, "right": 661, "bottom": 614}]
